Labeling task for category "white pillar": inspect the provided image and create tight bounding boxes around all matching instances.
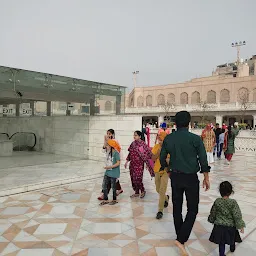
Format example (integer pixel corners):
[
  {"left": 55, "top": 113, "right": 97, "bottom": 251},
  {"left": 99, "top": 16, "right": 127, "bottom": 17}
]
[
  {"left": 253, "top": 114, "right": 256, "bottom": 128},
  {"left": 158, "top": 116, "right": 164, "bottom": 125},
  {"left": 215, "top": 114, "right": 223, "bottom": 126}
]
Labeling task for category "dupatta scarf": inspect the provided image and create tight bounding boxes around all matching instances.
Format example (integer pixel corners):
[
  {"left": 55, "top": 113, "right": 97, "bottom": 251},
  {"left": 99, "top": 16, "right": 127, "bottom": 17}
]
[{"left": 128, "top": 139, "right": 154, "bottom": 177}]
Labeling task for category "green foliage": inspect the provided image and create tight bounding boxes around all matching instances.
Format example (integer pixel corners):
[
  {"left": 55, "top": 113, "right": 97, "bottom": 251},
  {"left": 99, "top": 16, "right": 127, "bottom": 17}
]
[{"left": 238, "top": 123, "right": 247, "bottom": 130}]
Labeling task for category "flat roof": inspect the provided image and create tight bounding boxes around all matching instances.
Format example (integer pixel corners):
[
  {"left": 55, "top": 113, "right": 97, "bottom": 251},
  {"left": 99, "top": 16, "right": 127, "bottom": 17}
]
[{"left": 0, "top": 66, "right": 125, "bottom": 103}]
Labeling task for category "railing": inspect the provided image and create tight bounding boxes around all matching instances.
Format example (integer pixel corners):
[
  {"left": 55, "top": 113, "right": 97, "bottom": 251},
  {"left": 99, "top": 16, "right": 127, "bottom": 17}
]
[
  {"left": 0, "top": 133, "right": 10, "bottom": 141},
  {"left": 148, "top": 129, "right": 256, "bottom": 152},
  {"left": 0, "top": 132, "right": 37, "bottom": 151},
  {"left": 125, "top": 102, "right": 256, "bottom": 114}
]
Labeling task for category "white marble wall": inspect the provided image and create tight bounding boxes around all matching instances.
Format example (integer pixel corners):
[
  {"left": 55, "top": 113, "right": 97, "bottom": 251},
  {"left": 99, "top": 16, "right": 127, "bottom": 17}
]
[
  {"left": 0, "top": 115, "right": 142, "bottom": 161},
  {"left": 88, "top": 115, "right": 142, "bottom": 161},
  {"left": 0, "top": 117, "right": 53, "bottom": 151},
  {"left": 0, "top": 116, "right": 89, "bottom": 158}
]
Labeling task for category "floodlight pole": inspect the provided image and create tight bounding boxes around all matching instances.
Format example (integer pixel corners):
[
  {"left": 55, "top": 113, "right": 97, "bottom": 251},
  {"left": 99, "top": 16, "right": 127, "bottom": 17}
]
[
  {"left": 132, "top": 71, "right": 139, "bottom": 88},
  {"left": 231, "top": 41, "right": 246, "bottom": 65}
]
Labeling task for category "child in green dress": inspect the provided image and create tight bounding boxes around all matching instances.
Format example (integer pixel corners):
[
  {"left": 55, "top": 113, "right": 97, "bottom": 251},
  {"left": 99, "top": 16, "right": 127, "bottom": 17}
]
[{"left": 208, "top": 181, "right": 245, "bottom": 256}]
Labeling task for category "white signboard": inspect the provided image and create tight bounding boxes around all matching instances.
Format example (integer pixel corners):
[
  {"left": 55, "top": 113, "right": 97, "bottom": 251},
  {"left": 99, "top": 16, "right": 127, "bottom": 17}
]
[
  {"left": 1, "top": 107, "right": 15, "bottom": 115},
  {"left": 21, "top": 108, "right": 32, "bottom": 116},
  {"left": 68, "top": 104, "right": 75, "bottom": 110}
]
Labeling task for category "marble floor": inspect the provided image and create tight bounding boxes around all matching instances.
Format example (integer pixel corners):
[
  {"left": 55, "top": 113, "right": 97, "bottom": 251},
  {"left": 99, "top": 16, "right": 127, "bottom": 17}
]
[
  {"left": 0, "top": 152, "right": 82, "bottom": 169},
  {"left": 0, "top": 153, "right": 108, "bottom": 196},
  {"left": 0, "top": 152, "right": 255, "bottom": 256}
]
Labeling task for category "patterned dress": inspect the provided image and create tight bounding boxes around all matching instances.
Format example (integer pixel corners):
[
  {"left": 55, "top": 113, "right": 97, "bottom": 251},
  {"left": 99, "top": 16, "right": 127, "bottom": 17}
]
[
  {"left": 127, "top": 139, "right": 154, "bottom": 194},
  {"left": 202, "top": 130, "right": 215, "bottom": 152}
]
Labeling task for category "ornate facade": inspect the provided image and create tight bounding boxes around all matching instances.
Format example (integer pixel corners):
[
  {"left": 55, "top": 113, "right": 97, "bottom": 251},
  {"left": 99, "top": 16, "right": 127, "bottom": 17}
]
[{"left": 125, "top": 61, "right": 256, "bottom": 126}]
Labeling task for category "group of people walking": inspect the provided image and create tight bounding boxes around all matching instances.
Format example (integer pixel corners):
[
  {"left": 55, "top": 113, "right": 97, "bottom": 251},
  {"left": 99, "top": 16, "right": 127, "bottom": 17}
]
[
  {"left": 99, "top": 111, "right": 245, "bottom": 256},
  {"left": 201, "top": 122, "right": 240, "bottom": 165}
]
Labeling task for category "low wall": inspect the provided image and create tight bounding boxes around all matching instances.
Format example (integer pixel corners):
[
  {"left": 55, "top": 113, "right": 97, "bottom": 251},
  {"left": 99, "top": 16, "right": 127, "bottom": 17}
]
[
  {"left": 88, "top": 115, "right": 142, "bottom": 161},
  {"left": 148, "top": 128, "right": 256, "bottom": 153},
  {"left": 0, "top": 115, "right": 142, "bottom": 161}
]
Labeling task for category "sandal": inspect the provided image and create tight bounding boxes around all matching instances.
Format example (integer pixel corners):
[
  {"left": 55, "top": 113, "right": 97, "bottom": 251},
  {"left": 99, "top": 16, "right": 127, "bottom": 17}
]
[
  {"left": 109, "top": 200, "right": 118, "bottom": 205},
  {"left": 99, "top": 201, "right": 109, "bottom": 206},
  {"left": 130, "top": 194, "right": 140, "bottom": 198},
  {"left": 117, "top": 190, "right": 123, "bottom": 196},
  {"left": 98, "top": 194, "right": 104, "bottom": 201},
  {"left": 140, "top": 191, "right": 146, "bottom": 198}
]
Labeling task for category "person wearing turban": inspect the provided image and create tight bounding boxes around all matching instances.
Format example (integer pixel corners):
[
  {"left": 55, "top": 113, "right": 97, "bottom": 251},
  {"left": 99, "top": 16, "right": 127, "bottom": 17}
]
[
  {"left": 98, "top": 129, "right": 123, "bottom": 200},
  {"left": 99, "top": 139, "right": 121, "bottom": 206}
]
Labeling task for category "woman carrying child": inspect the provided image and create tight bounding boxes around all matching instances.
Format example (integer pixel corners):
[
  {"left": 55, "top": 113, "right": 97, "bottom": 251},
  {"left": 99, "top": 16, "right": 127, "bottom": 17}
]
[
  {"left": 208, "top": 181, "right": 245, "bottom": 256},
  {"left": 100, "top": 139, "right": 121, "bottom": 206}
]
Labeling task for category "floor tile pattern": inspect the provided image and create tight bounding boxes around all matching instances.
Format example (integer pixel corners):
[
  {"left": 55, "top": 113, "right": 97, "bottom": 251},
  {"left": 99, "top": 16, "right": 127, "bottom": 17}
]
[{"left": 0, "top": 153, "right": 255, "bottom": 255}]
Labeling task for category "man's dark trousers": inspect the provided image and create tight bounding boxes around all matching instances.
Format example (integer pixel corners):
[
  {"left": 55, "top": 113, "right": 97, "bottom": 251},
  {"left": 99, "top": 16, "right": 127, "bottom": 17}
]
[{"left": 171, "top": 171, "right": 200, "bottom": 244}]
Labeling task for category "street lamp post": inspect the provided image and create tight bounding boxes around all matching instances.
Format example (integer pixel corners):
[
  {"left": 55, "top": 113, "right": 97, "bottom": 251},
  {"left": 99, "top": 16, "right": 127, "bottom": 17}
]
[
  {"left": 231, "top": 41, "right": 246, "bottom": 65},
  {"left": 132, "top": 71, "right": 139, "bottom": 88}
]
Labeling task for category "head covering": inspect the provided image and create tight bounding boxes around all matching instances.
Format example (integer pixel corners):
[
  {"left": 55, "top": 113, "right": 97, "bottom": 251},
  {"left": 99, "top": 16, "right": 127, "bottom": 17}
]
[
  {"left": 234, "top": 122, "right": 239, "bottom": 126},
  {"left": 158, "top": 131, "right": 167, "bottom": 141},
  {"left": 206, "top": 124, "right": 211, "bottom": 130},
  {"left": 161, "top": 122, "right": 167, "bottom": 128},
  {"left": 107, "top": 139, "right": 121, "bottom": 153}
]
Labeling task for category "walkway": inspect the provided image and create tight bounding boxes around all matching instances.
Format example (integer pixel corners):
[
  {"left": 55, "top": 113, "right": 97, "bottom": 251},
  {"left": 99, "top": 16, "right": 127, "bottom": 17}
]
[{"left": 0, "top": 153, "right": 255, "bottom": 255}]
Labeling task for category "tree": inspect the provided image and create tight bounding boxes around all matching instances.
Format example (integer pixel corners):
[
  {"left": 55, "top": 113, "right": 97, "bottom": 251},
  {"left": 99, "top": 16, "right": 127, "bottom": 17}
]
[
  {"left": 238, "top": 89, "right": 250, "bottom": 123},
  {"left": 160, "top": 100, "right": 175, "bottom": 122},
  {"left": 200, "top": 101, "right": 211, "bottom": 123}
]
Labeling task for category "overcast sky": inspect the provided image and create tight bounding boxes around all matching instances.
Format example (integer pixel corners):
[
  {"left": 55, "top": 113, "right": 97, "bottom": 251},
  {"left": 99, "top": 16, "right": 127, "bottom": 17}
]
[{"left": 0, "top": 0, "right": 255, "bottom": 90}]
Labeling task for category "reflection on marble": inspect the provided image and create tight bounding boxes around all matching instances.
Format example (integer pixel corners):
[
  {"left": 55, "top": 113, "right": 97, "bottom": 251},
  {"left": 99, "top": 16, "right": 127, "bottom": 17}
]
[{"left": 0, "top": 153, "right": 255, "bottom": 255}]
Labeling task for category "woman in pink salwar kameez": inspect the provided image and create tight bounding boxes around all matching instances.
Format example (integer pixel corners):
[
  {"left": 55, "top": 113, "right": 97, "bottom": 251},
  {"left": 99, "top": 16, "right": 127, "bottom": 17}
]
[{"left": 125, "top": 131, "right": 154, "bottom": 198}]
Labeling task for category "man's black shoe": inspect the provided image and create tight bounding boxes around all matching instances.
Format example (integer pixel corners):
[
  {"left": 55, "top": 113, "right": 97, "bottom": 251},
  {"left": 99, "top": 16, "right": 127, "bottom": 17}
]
[{"left": 156, "top": 212, "right": 163, "bottom": 219}]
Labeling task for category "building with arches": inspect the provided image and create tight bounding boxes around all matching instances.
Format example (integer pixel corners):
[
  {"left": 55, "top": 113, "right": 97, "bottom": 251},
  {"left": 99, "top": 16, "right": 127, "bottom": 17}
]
[{"left": 125, "top": 57, "right": 256, "bottom": 127}]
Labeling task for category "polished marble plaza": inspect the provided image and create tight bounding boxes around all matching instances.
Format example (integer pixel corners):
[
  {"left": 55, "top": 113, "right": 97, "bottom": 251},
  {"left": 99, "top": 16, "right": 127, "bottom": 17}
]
[{"left": 0, "top": 153, "right": 255, "bottom": 255}]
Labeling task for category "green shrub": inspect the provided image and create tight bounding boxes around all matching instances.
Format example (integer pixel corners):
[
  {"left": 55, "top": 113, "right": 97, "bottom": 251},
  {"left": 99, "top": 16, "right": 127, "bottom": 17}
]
[{"left": 238, "top": 123, "right": 247, "bottom": 130}]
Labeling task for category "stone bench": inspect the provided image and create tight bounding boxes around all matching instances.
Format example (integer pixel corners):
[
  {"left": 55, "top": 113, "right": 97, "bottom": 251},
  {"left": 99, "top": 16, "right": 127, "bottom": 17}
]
[{"left": 0, "top": 141, "right": 13, "bottom": 156}]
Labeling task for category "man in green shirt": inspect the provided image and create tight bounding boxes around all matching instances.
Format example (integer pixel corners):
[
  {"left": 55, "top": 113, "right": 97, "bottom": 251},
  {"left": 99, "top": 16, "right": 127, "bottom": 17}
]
[{"left": 160, "top": 111, "right": 210, "bottom": 256}]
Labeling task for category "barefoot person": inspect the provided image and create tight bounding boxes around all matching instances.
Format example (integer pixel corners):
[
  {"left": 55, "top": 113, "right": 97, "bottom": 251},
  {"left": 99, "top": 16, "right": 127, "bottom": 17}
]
[
  {"left": 160, "top": 111, "right": 210, "bottom": 256},
  {"left": 223, "top": 125, "right": 236, "bottom": 165},
  {"left": 152, "top": 132, "right": 170, "bottom": 219},
  {"left": 201, "top": 124, "right": 216, "bottom": 164},
  {"left": 125, "top": 131, "right": 154, "bottom": 198},
  {"left": 208, "top": 181, "right": 245, "bottom": 256}
]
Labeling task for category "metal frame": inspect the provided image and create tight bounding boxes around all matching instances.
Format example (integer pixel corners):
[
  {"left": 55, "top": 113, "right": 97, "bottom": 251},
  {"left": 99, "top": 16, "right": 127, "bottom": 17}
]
[{"left": 0, "top": 66, "right": 126, "bottom": 103}]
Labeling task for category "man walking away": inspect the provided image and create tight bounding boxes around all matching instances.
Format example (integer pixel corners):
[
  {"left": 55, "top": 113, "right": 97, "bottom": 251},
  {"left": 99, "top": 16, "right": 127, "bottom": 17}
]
[
  {"left": 214, "top": 123, "right": 222, "bottom": 157},
  {"left": 160, "top": 111, "right": 210, "bottom": 256}
]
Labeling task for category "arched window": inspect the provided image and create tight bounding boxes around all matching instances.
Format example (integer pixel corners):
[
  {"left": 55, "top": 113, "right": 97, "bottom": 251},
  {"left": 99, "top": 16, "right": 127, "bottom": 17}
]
[
  {"left": 146, "top": 95, "right": 152, "bottom": 106},
  {"left": 130, "top": 97, "right": 134, "bottom": 107},
  {"left": 237, "top": 87, "right": 249, "bottom": 103},
  {"left": 207, "top": 90, "right": 216, "bottom": 103},
  {"left": 157, "top": 94, "right": 165, "bottom": 106},
  {"left": 137, "top": 96, "right": 143, "bottom": 107},
  {"left": 220, "top": 89, "right": 230, "bottom": 103},
  {"left": 253, "top": 88, "right": 256, "bottom": 102},
  {"left": 105, "top": 101, "right": 112, "bottom": 111},
  {"left": 167, "top": 93, "right": 175, "bottom": 104},
  {"left": 180, "top": 92, "right": 188, "bottom": 104},
  {"left": 191, "top": 91, "right": 200, "bottom": 104}
]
